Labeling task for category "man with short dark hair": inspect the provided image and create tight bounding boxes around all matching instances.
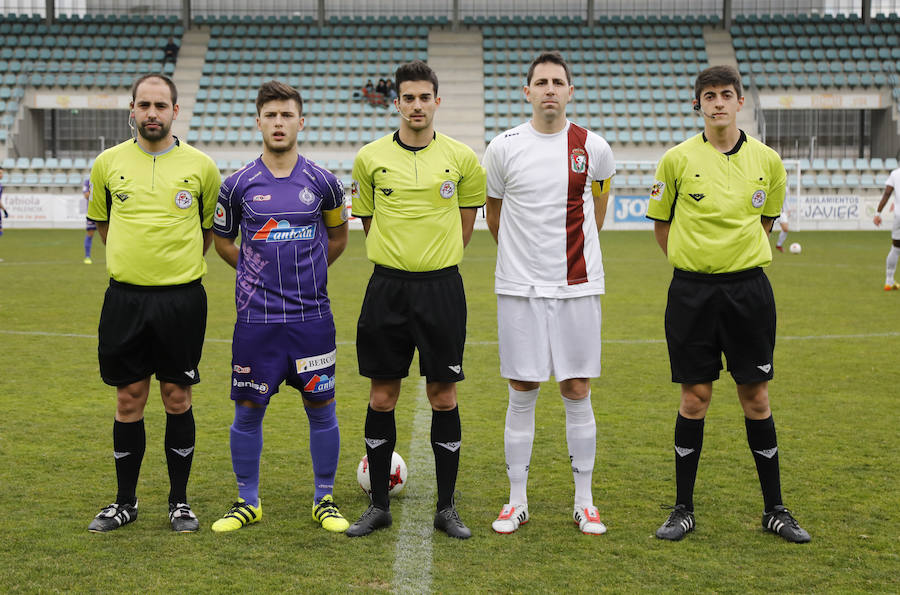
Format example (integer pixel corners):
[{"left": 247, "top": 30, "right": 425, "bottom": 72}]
[
  {"left": 87, "top": 73, "right": 221, "bottom": 533},
  {"left": 484, "top": 51, "right": 615, "bottom": 536},
  {"left": 210, "top": 80, "right": 350, "bottom": 534},
  {"left": 346, "top": 60, "right": 486, "bottom": 539},
  {"left": 648, "top": 65, "right": 810, "bottom": 543}
]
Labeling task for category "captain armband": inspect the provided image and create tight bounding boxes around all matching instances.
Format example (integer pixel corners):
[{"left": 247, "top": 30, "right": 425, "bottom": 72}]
[{"left": 323, "top": 204, "right": 348, "bottom": 227}]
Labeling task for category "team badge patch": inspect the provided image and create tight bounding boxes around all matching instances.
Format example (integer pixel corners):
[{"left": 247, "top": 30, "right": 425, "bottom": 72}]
[
  {"left": 439, "top": 180, "right": 456, "bottom": 199},
  {"left": 570, "top": 147, "right": 587, "bottom": 173},
  {"left": 351, "top": 180, "right": 359, "bottom": 199},
  {"left": 174, "top": 190, "right": 193, "bottom": 209},
  {"left": 299, "top": 187, "right": 316, "bottom": 205},
  {"left": 650, "top": 180, "right": 665, "bottom": 200},
  {"left": 214, "top": 203, "right": 226, "bottom": 226},
  {"left": 751, "top": 189, "right": 766, "bottom": 208}
]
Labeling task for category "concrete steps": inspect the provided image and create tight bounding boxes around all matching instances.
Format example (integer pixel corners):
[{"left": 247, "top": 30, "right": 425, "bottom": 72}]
[
  {"left": 427, "top": 29, "right": 485, "bottom": 155},
  {"left": 171, "top": 27, "right": 209, "bottom": 140}
]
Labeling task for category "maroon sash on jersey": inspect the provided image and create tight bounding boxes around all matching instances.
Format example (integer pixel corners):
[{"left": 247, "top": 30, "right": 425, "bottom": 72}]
[{"left": 566, "top": 123, "right": 589, "bottom": 285}]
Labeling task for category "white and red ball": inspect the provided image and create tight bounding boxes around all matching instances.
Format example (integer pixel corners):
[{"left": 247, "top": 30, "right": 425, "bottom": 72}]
[
  {"left": 789, "top": 242, "right": 802, "bottom": 254},
  {"left": 357, "top": 451, "right": 407, "bottom": 497}
]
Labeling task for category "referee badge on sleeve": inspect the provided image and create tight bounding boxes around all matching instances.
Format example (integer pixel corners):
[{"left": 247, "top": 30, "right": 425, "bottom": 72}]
[
  {"left": 650, "top": 180, "right": 665, "bottom": 200},
  {"left": 751, "top": 189, "right": 766, "bottom": 208},
  {"left": 439, "top": 180, "right": 456, "bottom": 199}
]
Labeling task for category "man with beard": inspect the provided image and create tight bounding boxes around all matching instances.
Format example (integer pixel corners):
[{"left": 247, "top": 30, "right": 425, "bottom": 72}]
[
  {"left": 86, "top": 73, "right": 221, "bottom": 533},
  {"left": 210, "top": 80, "right": 350, "bottom": 533}
]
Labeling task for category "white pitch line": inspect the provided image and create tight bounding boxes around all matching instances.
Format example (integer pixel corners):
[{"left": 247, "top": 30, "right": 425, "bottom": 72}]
[
  {"left": 392, "top": 378, "right": 435, "bottom": 595},
  {"left": 3, "top": 329, "right": 899, "bottom": 345}
]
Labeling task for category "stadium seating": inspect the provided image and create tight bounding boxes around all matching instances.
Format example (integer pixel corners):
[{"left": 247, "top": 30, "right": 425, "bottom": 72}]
[{"left": 481, "top": 17, "right": 711, "bottom": 145}]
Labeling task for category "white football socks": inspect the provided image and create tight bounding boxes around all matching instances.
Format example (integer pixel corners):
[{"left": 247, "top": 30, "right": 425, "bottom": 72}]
[
  {"left": 504, "top": 385, "right": 538, "bottom": 506},
  {"left": 563, "top": 392, "right": 596, "bottom": 508},
  {"left": 886, "top": 246, "right": 900, "bottom": 285},
  {"left": 777, "top": 230, "right": 788, "bottom": 247}
]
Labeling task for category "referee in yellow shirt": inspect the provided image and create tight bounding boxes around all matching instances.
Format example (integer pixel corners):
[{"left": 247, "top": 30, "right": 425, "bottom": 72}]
[
  {"left": 346, "top": 60, "right": 486, "bottom": 539},
  {"left": 86, "top": 74, "right": 221, "bottom": 534},
  {"left": 648, "top": 65, "right": 810, "bottom": 543}
]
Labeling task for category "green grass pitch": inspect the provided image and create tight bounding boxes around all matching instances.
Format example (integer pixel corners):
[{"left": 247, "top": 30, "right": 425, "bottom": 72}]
[{"left": 0, "top": 228, "right": 897, "bottom": 593}]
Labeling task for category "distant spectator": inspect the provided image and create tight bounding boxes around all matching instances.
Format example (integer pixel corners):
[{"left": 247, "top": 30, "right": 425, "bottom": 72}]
[
  {"left": 386, "top": 80, "right": 397, "bottom": 102},
  {"left": 364, "top": 79, "right": 374, "bottom": 94},
  {"left": 375, "top": 78, "right": 387, "bottom": 96},
  {"left": 162, "top": 37, "right": 179, "bottom": 66}
]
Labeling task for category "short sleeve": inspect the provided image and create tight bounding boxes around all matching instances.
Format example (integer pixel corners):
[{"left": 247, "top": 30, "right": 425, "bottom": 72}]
[
  {"left": 86, "top": 154, "right": 108, "bottom": 222},
  {"left": 320, "top": 171, "right": 347, "bottom": 227},
  {"left": 483, "top": 137, "right": 505, "bottom": 199},
  {"left": 350, "top": 150, "right": 374, "bottom": 217},
  {"left": 760, "top": 155, "right": 786, "bottom": 218},
  {"left": 456, "top": 147, "right": 486, "bottom": 208},
  {"left": 588, "top": 135, "right": 616, "bottom": 183},
  {"left": 213, "top": 173, "right": 241, "bottom": 238},
  {"left": 199, "top": 158, "right": 222, "bottom": 229},
  {"left": 646, "top": 151, "right": 678, "bottom": 222}
]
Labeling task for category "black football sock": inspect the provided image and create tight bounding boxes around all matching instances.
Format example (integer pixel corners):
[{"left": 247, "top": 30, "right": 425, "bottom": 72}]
[
  {"left": 113, "top": 418, "right": 145, "bottom": 506},
  {"left": 431, "top": 406, "right": 461, "bottom": 512},
  {"left": 746, "top": 415, "right": 783, "bottom": 512},
  {"left": 674, "top": 413, "right": 704, "bottom": 512},
  {"left": 364, "top": 406, "right": 396, "bottom": 510},
  {"left": 165, "top": 407, "right": 195, "bottom": 505}
]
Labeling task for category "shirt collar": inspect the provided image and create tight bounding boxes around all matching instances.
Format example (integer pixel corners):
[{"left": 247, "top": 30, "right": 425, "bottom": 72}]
[
  {"left": 393, "top": 130, "right": 435, "bottom": 152},
  {"left": 701, "top": 130, "right": 746, "bottom": 155}
]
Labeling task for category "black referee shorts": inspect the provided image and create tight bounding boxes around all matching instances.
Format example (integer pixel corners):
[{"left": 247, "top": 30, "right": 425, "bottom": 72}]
[
  {"left": 98, "top": 279, "right": 207, "bottom": 387},
  {"left": 665, "top": 267, "right": 776, "bottom": 385},
  {"left": 357, "top": 265, "right": 466, "bottom": 384}
]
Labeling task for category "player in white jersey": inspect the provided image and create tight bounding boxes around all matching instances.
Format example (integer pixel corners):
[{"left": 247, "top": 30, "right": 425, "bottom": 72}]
[
  {"left": 483, "top": 51, "right": 615, "bottom": 536},
  {"left": 874, "top": 167, "right": 900, "bottom": 290}
]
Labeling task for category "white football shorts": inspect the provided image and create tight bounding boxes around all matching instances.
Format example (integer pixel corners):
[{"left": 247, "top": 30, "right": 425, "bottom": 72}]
[
  {"left": 892, "top": 211, "right": 900, "bottom": 240},
  {"left": 497, "top": 294, "right": 603, "bottom": 382}
]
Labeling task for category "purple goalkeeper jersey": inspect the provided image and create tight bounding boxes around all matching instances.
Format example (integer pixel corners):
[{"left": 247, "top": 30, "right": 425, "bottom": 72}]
[{"left": 214, "top": 155, "right": 345, "bottom": 323}]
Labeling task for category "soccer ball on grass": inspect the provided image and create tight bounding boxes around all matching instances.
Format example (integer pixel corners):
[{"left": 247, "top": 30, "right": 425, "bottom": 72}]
[
  {"left": 789, "top": 242, "right": 802, "bottom": 254},
  {"left": 357, "top": 451, "right": 407, "bottom": 497}
]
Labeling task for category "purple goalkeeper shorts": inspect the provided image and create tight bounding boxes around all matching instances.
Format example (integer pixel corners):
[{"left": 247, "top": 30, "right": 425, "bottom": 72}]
[{"left": 230, "top": 315, "right": 337, "bottom": 404}]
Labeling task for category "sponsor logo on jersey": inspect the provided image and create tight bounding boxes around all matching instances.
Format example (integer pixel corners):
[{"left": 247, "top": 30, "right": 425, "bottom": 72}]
[
  {"left": 570, "top": 147, "right": 587, "bottom": 173},
  {"left": 233, "top": 364, "right": 251, "bottom": 374},
  {"left": 304, "top": 374, "right": 335, "bottom": 393},
  {"left": 233, "top": 378, "right": 269, "bottom": 394},
  {"left": 295, "top": 350, "right": 337, "bottom": 373},
  {"left": 689, "top": 193, "right": 705, "bottom": 201},
  {"left": 214, "top": 203, "right": 227, "bottom": 226},
  {"left": 248, "top": 171, "right": 262, "bottom": 182},
  {"left": 650, "top": 180, "right": 665, "bottom": 199},
  {"left": 439, "top": 180, "right": 456, "bottom": 199},
  {"left": 252, "top": 218, "right": 316, "bottom": 242},
  {"left": 251, "top": 194, "right": 271, "bottom": 202},
  {"left": 380, "top": 187, "right": 394, "bottom": 196},
  {"left": 751, "top": 189, "right": 766, "bottom": 208},
  {"left": 174, "top": 190, "right": 193, "bottom": 209},
  {"left": 335, "top": 178, "right": 344, "bottom": 194},
  {"left": 503, "top": 132, "right": 520, "bottom": 138},
  {"left": 115, "top": 192, "right": 129, "bottom": 202},
  {"left": 299, "top": 187, "right": 316, "bottom": 205}
]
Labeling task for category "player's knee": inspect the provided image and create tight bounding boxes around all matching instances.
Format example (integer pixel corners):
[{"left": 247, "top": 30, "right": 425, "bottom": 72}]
[{"left": 160, "top": 384, "right": 192, "bottom": 413}]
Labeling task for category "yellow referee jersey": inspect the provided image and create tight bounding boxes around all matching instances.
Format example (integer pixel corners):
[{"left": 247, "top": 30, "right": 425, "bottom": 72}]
[
  {"left": 351, "top": 131, "right": 486, "bottom": 272},
  {"left": 647, "top": 132, "right": 786, "bottom": 274},
  {"left": 88, "top": 138, "right": 221, "bottom": 285}
]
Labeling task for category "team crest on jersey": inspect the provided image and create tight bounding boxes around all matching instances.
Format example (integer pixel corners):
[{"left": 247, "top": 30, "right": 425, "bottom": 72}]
[
  {"left": 174, "top": 190, "right": 193, "bottom": 209},
  {"left": 570, "top": 148, "right": 587, "bottom": 174},
  {"left": 751, "top": 189, "right": 766, "bottom": 208},
  {"left": 214, "top": 203, "right": 227, "bottom": 226},
  {"left": 650, "top": 180, "right": 665, "bottom": 200},
  {"left": 299, "top": 187, "right": 316, "bottom": 205},
  {"left": 439, "top": 180, "right": 456, "bottom": 199},
  {"left": 252, "top": 217, "right": 316, "bottom": 242}
]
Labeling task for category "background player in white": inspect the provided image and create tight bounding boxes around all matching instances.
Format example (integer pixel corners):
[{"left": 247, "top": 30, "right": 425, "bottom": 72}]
[
  {"left": 874, "top": 168, "right": 900, "bottom": 290},
  {"left": 483, "top": 51, "right": 615, "bottom": 535}
]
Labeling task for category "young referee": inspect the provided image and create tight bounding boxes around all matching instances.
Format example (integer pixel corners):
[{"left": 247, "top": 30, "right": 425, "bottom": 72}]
[
  {"left": 345, "top": 60, "right": 486, "bottom": 539},
  {"left": 647, "top": 65, "right": 810, "bottom": 543},
  {"left": 86, "top": 74, "right": 221, "bottom": 533}
]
